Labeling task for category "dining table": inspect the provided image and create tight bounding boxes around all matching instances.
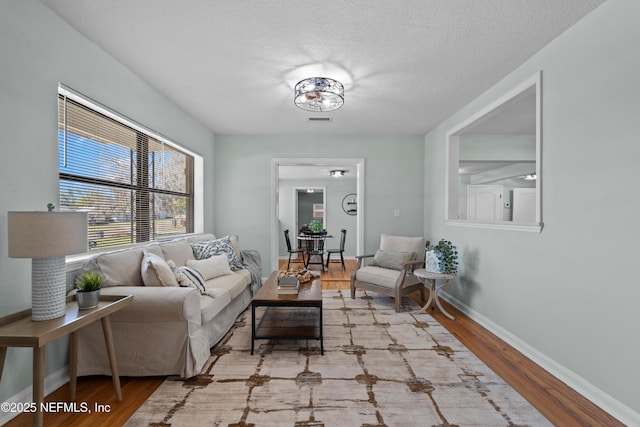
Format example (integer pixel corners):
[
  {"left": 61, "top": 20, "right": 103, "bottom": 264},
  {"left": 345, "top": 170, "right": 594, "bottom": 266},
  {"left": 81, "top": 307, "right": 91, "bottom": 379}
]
[{"left": 297, "top": 233, "right": 333, "bottom": 270}]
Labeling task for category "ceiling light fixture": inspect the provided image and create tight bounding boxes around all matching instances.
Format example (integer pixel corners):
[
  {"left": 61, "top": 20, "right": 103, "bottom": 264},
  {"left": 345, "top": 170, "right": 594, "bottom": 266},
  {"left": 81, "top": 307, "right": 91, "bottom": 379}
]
[
  {"left": 294, "top": 77, "right": 344, "bottom": 112},
  {"left": 330, "top": 170, "right": 346, "bottom": 177}
]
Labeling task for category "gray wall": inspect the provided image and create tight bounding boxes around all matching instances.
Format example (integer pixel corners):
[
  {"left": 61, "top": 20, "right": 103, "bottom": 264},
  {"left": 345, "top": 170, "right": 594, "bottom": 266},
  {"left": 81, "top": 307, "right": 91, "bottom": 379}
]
[
  {"left": 214, "top": 135, "right": 425, "bottom": 269},
  {"left": 0, "top": 1, "right": 215, "bottom": 402},
  {"left": 425, "top": 0, "right": 640, "bottom": 419}
]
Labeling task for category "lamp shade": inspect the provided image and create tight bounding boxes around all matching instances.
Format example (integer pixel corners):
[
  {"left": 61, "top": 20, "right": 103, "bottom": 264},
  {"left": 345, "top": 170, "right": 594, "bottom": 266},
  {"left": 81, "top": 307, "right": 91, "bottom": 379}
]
[{"left": 8, "top": 211, "right": 88, "bottom": 258}]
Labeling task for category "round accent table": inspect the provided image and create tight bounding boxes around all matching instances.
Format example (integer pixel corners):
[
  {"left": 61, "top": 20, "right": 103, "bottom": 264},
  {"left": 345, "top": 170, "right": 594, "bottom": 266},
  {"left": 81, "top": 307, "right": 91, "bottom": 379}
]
[{"left": 413, "top": 268, "right": 456, "bottom": 320}]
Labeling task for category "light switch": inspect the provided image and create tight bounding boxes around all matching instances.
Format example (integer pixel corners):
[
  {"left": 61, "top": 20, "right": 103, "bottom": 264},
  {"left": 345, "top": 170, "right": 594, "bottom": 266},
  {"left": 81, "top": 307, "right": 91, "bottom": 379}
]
[{"left": 394, "top": 208, "right": 400, "bottom": 217}]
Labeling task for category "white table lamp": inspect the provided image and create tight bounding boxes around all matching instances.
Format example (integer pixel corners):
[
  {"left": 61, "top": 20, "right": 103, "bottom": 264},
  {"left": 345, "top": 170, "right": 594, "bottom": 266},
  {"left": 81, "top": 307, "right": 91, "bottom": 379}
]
[{"left": 8, "top": 204, "right": 87, "bottom": 321}]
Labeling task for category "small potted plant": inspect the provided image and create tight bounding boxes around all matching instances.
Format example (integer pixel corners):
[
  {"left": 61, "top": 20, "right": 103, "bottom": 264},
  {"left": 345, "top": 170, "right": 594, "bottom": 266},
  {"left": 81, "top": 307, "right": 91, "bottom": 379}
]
[
  {"left": 309, "top": 219, "right": 326, "bottom": 234},
  {"left": 426, "top": 239, "right": 459, "bottom": 275},
  {"left": 75, "top": 272, "right": 104, "bottom": 310}
]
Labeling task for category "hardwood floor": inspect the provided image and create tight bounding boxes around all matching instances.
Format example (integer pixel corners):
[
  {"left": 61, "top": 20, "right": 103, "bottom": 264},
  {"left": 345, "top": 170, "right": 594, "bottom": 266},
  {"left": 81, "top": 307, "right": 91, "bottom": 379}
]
[{"left": 6, "top": 259, "right": 622, "bottom": 426}]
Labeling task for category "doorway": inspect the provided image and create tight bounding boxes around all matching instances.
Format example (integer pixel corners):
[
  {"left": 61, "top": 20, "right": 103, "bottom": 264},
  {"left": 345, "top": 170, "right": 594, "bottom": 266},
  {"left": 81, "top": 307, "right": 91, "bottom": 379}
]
[
  {"left": 295, "top": 187, "right": 326, "bottom": 239},
  {"left": 271, "top": 157, "right": 365, "bottom": 272}
]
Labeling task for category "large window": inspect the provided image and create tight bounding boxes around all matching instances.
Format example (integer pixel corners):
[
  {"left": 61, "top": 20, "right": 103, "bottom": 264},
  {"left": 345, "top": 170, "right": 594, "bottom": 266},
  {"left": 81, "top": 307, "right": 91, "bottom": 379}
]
[{"left": 58, "top": 87, "right": 195, "bottom": 250}]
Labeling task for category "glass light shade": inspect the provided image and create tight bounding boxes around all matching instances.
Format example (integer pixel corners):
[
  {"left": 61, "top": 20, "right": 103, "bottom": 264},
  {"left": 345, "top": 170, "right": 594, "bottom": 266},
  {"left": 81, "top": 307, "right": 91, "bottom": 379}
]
[{"left": 294, "top": 77, "right": 344, "bottom": 112}]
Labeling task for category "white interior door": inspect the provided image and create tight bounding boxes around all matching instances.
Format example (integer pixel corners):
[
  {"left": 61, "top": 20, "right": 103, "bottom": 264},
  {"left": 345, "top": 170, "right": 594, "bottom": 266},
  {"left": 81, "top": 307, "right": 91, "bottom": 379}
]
[
  {"left": 513, "top": 188, "right": 536, "bottom": 223},
  {"left": 467, "top": 185, "right": 503, "bottom": 222}
]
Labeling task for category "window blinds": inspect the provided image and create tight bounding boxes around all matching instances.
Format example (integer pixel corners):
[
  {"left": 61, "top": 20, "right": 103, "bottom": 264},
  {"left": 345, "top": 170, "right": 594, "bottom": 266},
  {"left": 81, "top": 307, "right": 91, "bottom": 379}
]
[{"left": 58, "top": 92, "right": 194, "bottom": 250}]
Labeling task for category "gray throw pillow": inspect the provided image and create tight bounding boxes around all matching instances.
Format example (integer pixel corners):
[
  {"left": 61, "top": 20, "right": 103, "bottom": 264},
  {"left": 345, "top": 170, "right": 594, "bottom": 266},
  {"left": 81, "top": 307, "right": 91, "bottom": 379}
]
[{"left": 371, "top": 250, "right": 416, "bottom": 271}]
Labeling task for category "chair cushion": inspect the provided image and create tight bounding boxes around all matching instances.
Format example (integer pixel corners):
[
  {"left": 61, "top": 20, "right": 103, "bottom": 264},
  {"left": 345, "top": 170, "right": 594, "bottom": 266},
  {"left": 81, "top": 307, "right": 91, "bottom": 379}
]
[
  {"left": 371, "top": 250, "right": 416, "bottom": 270},
  {"left": 380, "top": 234, "right": 426, "bottom": 262},
  {"left": 355, "top": 266, "right": 402, "bottom": 289}
]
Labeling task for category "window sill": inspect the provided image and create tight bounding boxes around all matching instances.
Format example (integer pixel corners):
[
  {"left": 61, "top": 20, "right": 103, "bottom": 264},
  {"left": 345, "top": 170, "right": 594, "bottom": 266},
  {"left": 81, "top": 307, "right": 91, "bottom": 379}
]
[{"left": 445, "top": 220, "right": 543, "bottom": 233}]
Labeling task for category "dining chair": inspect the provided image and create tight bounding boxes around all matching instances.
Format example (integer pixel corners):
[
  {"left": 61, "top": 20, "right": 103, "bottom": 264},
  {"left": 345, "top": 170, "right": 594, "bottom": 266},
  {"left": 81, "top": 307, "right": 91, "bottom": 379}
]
[
  {"left": 284, "top": 229, "right": 306, "bottom": 269},
  {"left": 325, "top": 229, "right": 347, "bottom": 270},
  {"left": 305, "top": 235, "right": 326, "bottom": 269}
]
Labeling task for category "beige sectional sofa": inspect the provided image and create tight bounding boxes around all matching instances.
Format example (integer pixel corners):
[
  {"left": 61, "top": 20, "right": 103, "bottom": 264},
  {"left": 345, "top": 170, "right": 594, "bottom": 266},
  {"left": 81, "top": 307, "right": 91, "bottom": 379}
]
[{"left": 73, "top": 233, "right": 260, "bottom": 378}]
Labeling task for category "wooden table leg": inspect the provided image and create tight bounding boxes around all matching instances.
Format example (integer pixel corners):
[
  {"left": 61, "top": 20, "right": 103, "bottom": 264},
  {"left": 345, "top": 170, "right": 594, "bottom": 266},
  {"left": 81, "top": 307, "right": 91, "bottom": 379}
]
[
  {"left": 433, "top": 279, "right": 455, "bottom": 320},
  {"left": 33, "top": 346, "right": 45, "bottom": 427},
  {"left": 100, "top": 316, "right": 122, "bottom": 401},
  {"left": 0, "top": 346, "right": 7, "bottom": 381},
  {"left": 251, "top": 303, "right": 256, "bottom": 355},
  {"left": 419, "top": 280, "right": 435, "bottom": 313},
  {"left": 69, "top": 331, "right": 78, "bottom": 401},
  {"left": 319, "top": 305, "right": 324, "bottom": 355}
]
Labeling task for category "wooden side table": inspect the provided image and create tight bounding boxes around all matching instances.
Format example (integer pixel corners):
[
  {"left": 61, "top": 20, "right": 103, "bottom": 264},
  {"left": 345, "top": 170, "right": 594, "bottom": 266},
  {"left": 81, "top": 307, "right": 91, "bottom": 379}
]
[
  {"left": 413, "top": 268, "right": 456, "bottom": 320},
  {"left": 0, "top": 294, "right": 132, "bottom": 427}
]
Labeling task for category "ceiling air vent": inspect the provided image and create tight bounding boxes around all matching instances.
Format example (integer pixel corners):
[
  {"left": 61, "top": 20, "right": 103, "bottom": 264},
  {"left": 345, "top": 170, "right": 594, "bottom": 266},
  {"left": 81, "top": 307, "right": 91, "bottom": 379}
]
[{"left": 308, "top": 117, "right": 332, "bottom": 123}]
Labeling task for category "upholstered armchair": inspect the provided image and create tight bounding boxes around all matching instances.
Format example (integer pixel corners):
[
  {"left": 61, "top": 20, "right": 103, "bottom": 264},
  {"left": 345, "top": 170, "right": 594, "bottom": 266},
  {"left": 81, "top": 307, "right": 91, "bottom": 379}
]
[{"left": 350, "top": 234, "right": 428, "bottom": 312}]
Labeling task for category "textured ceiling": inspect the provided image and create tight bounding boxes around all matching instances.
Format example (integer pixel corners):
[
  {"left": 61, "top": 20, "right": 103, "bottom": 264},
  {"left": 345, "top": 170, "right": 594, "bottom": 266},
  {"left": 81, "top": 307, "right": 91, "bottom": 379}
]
[{"left": 40, "top": 0, "right": 605, "bottom": 135}]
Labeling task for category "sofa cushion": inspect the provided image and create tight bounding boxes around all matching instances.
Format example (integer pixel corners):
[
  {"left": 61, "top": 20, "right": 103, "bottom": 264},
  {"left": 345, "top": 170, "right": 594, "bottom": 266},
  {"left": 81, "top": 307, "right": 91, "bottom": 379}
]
[
  {"left": 199, "top": 291, "right": 232, "bottom": 324},
  {"left": 371, "top": 250, "right": 416, "bottom": 271},
  {"left": 159, "top": 239, "right": 195, "bottom": 267},
  {"left": 204, "top": 268, "right": 251, "bottom": 300},
  {"left": 229, "top": 235, "right": 242, "bottom": 264},
  {"left": 141, "top": 251, "right": 180, "bottom": 287},
  {"left": 92, "top": 244, "right": 164, "bottom": 287},
  {"left": 191, "top": 236, "right": 243, "bottom": 270},
  {"left": 186, "top": 255, "right": 232, "bottom": 280}
]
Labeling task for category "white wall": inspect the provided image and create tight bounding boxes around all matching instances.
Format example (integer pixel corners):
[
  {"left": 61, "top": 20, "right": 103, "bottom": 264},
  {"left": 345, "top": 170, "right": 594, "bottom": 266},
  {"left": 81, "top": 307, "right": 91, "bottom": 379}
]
[
  {"left": 425, "top": 0, "right": 640, "bottom": 422},
  {"left": 0, "top": 0, "right": 215, "bottom": 403},
  {"left": 214, "top": 134, "right": 425, "bottom": 269}
]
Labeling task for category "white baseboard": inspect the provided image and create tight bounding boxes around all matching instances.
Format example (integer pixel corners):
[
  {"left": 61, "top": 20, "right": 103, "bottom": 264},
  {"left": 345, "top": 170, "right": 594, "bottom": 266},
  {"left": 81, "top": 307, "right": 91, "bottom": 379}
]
[
  {"left": 441, "top": 291, "right": 640, "bottom": 426},
  {"left": 0, "top": 366, "right": 69, "bottom": 425}
]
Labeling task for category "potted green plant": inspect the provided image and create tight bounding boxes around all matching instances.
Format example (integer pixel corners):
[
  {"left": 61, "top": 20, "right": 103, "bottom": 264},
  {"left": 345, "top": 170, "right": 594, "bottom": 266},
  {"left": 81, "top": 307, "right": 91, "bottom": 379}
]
[
  {"left": 75, "top": 272, "right": 104, "bottom": 310},
  {"left": 426, "top": 239, "right": 459, "bottom": 275},
  {"left": 309, "top": 219, "right": 325, "bottom": 234}
]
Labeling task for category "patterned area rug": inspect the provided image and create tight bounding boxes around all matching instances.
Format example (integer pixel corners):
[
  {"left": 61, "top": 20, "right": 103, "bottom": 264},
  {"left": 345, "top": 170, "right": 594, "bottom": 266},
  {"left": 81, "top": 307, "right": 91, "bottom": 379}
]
[{"left": 126, "top": 290, "right": 551, "bottom": 426}]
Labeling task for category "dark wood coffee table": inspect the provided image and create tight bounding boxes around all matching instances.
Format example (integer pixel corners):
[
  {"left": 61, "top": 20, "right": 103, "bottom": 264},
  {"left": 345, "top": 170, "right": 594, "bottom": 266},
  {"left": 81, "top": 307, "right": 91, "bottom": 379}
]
[{"left": 251, "top": 271, "right": 323, "bottom": 355}]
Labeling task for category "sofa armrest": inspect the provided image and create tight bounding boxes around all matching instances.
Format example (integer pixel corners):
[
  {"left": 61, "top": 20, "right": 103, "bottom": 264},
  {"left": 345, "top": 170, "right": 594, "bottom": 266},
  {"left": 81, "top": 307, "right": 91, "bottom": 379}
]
[{"left": 99, "top": 286, "right": 201, "bottom": 325}]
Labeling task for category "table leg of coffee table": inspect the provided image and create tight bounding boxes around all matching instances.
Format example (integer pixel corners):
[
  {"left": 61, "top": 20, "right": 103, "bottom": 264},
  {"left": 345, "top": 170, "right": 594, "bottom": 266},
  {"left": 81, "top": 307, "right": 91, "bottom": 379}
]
[{"left": 251, "top": 303, "right": 256, "bottom": 355}]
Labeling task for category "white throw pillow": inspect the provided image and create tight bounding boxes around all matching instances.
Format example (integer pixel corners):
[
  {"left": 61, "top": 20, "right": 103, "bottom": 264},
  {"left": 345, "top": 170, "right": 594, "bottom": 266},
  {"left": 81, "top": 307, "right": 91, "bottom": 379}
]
[
  {"left": 141, "top": 251, "right": 179, "bottom": 287},
  {"left": 186, "top": 255, "right": 232, "bottom": 280}
]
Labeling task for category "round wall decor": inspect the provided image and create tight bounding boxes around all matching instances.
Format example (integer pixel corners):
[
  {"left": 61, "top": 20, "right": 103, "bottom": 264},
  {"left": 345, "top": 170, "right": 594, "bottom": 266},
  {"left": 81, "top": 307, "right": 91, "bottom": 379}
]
[{"left": 342, "top": 193, "right": 357, "bottom": 215}]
